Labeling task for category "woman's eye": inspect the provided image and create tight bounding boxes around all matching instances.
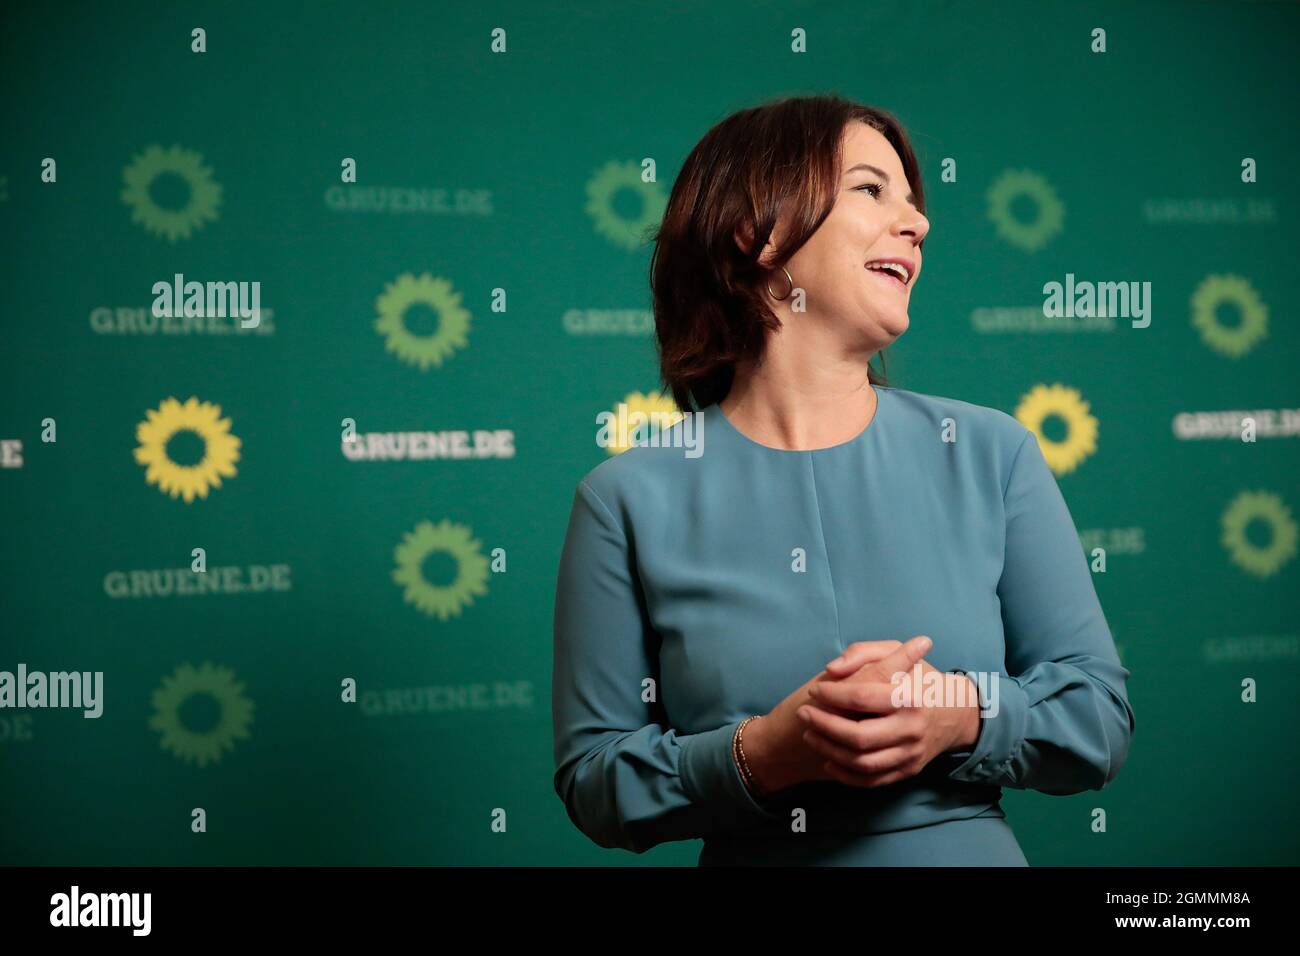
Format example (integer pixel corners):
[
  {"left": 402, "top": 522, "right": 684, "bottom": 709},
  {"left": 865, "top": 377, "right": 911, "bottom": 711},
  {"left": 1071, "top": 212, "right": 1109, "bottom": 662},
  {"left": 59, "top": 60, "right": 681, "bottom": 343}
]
[{"left": 855, "top": 182, "right": 884, "bottom": 198}]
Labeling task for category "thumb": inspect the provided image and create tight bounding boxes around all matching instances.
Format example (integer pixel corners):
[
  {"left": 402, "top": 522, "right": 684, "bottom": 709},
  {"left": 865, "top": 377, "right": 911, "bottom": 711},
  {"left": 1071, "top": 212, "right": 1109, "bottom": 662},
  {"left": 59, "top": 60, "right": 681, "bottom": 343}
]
[
  {"left": 882, "top": 635, "right": 933, "bottom": 678},
  {"left": 823, "top": 639, "right": 905, "bottom": 675}
]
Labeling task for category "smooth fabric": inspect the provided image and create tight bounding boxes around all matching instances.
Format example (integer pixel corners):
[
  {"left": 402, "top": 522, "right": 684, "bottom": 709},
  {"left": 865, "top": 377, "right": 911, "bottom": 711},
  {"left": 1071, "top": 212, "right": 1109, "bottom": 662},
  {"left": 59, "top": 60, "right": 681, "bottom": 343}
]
[
  {"left": 551, "top": 384, "right": 1135, "bottom": 865},
  {"left": 698, "top": 812, "right": 1029, "bottom": 867}
]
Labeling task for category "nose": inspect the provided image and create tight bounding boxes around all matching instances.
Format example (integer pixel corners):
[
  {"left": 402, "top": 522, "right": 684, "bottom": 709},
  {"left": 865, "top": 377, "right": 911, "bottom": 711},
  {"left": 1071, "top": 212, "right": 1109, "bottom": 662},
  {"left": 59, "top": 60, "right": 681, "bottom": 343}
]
[{"left": 893, "top": 204, "right": 930, "bottom": 245}]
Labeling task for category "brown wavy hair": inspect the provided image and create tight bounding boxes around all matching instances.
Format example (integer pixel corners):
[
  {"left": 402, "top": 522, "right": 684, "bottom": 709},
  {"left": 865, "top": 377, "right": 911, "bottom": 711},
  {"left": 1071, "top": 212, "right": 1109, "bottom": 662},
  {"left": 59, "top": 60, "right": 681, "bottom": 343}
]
[{"left": 649, "top": 94, "right": 927, "bottom": 412}]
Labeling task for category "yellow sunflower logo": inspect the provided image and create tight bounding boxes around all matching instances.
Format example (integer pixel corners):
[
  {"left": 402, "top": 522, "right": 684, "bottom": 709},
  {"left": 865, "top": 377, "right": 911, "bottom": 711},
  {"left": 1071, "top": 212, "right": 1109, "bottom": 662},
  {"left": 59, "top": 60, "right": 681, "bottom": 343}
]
[
  {"left": 585, "top": 160, "right": 669, "bottom": 251},
  {"left": 374, "top": 273, "right": 472, "bottom": 370},
  {"left": 986, "top": 169, "right": 1065, "bottom": 253},
  {"left": 392, "top": 519, "right": 490, "bottom": 620},
  {"left": 134, "top": 396, "right": 241, "bottom": 503},
  {"left": 1190, "top": 275, "right": 1269, "bottom": 358},
  {"left": 121, "top": 144, "right": 222, "bottom": 242},
  {"left": 1013, "top": 384, "right": 1098, "bottom": 476},
  {"left": 149, "top": 662, "right": 254, "bottom": 768},
  {"left": 605, "top": 390, "right": 686, "bottom": 455},
  {"left": 1221, "top": 491, "right": 1297, "bottom": 578}
]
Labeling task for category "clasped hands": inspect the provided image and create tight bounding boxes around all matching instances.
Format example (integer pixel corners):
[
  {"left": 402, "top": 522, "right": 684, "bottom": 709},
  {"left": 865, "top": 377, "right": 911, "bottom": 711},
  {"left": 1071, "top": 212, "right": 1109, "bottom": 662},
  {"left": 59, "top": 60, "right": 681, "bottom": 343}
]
[{"left": 744, "top": 637, "right": 982, "bottom": 795}]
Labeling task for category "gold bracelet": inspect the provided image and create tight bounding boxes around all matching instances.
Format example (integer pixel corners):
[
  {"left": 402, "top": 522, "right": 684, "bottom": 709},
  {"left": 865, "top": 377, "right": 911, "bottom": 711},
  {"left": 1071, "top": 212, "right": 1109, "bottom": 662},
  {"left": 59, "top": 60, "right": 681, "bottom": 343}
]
[{"left": 733, "top": 715, "right": 764, "bottom": 797}]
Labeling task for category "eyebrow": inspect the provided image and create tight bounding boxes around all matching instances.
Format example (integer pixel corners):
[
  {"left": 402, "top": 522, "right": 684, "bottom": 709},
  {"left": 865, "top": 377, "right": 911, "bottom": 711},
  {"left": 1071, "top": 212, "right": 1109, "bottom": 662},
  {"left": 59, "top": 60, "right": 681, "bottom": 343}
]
[{"left": 844, "top": 163, "right": 917, "bottom": 207}]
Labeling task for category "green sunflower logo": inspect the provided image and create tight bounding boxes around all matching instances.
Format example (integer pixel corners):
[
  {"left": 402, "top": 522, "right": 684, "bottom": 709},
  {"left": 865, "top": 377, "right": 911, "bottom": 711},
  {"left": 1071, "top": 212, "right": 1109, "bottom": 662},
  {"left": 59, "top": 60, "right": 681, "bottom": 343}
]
[
  {"left": 986, "top": 169, "right": 1065, "bottom": 253},
  {"left": 393, "top": 519, "right": 490, "bottom": 620},
  {"left": 121, "top": 144, "right": 222, "bottom": 242},
  {"left": 1190, "top": 275, "right": 1269, "bottom": 358},
  {"left": 584, "top": 160, "right": 668, "bottom": 251},
  {"left": 374, "top": 273, "right": 472, "bottom": 370},
  {"left": 1013, "top": 383, "right": 1098, "bottom": 476},
  {"left": 1221, "top": 491, "right": 1297, "bottom": 578},
  {"left": 149, "top": 662, "right": 254, "bottom": 768}
]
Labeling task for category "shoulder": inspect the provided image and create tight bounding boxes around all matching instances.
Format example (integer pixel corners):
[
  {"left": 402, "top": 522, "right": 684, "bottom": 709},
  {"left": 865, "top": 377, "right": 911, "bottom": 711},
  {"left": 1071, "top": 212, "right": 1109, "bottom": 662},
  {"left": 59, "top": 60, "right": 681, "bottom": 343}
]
[
  {"left": 567, "top": 415, "right": 701, "bottom": 526},
  {"left": 880, "top": 386, "right": 1039, "bottom": 499},
  {"left": 881, "top": 385, "right": 1033, "bottom": 458}
]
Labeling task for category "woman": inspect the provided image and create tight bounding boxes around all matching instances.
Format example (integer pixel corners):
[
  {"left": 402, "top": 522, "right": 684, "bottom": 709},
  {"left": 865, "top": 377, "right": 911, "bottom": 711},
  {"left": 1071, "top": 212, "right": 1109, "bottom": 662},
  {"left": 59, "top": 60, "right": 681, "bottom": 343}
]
[{"left": 551, "top": 94, "right": 1135, "bottom": 866}]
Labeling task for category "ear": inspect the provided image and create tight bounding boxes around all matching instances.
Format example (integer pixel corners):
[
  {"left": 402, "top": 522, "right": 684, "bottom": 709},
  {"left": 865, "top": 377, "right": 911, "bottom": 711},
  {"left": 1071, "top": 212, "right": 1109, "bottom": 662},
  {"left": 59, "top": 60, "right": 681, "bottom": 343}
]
[
  {"left": 733, "top": 220, "right": 756, "bottom": 257},
  {"left": 733, "top": 220, "right": 780, "bottom": 268}
]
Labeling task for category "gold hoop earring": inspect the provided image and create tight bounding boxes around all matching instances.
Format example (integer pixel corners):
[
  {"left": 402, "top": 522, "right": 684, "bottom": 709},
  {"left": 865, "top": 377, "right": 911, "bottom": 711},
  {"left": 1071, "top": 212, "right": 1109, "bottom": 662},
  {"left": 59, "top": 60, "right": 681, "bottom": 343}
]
[{"left": 766, "top": 266, "right": 794, "bottom": 301}]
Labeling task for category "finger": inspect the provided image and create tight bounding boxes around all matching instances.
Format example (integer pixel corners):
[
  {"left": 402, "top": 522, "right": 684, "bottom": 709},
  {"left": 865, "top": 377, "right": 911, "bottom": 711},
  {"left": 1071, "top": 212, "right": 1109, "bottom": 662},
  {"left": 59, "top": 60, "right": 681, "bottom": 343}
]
[
  {"left": 800, "top": 726, "right": 865, "bottom": 766},
  {"left": 807, "top": 679, "right": 902, "bottom": 715},
  {"left": 802, "top": 729, "right": 913, "bottom": 776},
  {"left": 823, "top": 640, "right": 903, "bottom": 675},
  {"left": 873, "top": 635, "right": 933, "bottom": 683},
  {"left": 797, "top": 705, "right": 909, "bottom": 752},
  {"left": 822, "top": 761, "right": 910, "bottom": 789}
]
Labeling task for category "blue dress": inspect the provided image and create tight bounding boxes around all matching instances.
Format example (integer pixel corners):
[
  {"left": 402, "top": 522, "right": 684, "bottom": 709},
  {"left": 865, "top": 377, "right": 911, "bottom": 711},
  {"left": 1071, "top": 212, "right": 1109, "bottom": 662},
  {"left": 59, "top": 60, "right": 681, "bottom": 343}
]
[{"left": 551, "top": 384, "right": 1135, "bottom": 865}]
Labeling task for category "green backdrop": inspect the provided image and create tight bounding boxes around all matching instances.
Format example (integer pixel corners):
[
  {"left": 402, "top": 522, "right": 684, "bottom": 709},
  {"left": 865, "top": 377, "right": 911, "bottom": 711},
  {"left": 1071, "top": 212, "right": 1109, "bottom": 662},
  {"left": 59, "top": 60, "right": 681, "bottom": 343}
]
[{"left": 1, "top": 0, "right": 1297, "bottom": 865}]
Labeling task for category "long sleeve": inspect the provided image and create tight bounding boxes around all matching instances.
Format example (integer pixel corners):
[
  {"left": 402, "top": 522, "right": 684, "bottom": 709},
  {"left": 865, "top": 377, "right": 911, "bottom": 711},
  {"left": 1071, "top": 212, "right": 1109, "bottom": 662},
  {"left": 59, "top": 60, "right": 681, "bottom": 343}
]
[
  {"left": 552, "top": 479, "right": 784, "bottom": 853},
  {"left": 945, "top": 429, "right": 1136, "bottom": 795}
]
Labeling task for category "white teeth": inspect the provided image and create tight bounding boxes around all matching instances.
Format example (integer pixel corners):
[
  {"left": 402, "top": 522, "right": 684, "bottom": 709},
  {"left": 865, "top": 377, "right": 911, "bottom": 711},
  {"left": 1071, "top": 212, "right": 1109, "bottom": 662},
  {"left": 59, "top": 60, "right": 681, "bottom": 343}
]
[{"left": 866, "top": 261, "right": 910, "bottom": 284}]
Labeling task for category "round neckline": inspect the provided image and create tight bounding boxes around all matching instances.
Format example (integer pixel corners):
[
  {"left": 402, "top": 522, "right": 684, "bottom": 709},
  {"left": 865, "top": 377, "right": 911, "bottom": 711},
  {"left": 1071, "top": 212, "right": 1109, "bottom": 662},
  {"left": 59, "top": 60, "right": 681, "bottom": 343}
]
[{"left": 711, "top": 385, "right": 888, "bottom": 454}]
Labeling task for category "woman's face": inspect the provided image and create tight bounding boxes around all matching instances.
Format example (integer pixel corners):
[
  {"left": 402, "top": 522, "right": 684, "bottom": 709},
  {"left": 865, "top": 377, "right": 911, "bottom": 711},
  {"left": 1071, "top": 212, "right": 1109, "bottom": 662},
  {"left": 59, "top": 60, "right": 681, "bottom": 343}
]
[{"left": 765, "top": 121, "right": 930, "bottom": 349}]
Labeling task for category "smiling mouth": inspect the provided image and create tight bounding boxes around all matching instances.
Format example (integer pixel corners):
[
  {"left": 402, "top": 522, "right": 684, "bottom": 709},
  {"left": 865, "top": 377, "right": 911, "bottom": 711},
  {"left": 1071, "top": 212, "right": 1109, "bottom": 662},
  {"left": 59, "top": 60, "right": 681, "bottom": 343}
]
[{"left": 865, "top": 265, "right": 909, "bottom": 291}]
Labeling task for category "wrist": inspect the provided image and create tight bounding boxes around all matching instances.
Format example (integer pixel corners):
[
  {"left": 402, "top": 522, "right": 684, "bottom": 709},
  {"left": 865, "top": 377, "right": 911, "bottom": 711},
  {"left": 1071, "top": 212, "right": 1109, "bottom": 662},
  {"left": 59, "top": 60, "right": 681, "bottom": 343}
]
[
  {"left": 732, "top": 716, "right": 766, "bottom": 798},
  {"left": 949, "top": 673, "right": 982, "bottom": 750},
  {"left": 741, "top": 714, "right": 803, "bottom": 794}
]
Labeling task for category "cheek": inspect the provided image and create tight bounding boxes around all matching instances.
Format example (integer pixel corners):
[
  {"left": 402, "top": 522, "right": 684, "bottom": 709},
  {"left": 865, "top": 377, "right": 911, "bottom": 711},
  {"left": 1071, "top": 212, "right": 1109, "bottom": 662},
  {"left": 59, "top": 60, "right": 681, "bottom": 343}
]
[
  {"left": 856, "top": 211, "right": 889, "bottom": 239},
  {"left": 828, "top": 209, "right": 886, "bottom": 251}
]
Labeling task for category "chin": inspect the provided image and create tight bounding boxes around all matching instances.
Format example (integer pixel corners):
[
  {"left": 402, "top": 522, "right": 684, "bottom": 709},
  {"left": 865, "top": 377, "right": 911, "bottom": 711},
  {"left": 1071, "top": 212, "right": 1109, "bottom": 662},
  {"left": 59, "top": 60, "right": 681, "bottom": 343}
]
[
  {"left": 847, "top": 307, "right": 908, "bottom": 346},
  {"left": 878, "top": 310, "right": 909, "bottom": 340}
]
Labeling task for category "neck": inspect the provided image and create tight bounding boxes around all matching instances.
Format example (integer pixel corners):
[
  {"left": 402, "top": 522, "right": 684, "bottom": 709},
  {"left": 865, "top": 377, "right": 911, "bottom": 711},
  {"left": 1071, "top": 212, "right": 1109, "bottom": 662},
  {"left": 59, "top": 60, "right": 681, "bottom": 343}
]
[{"left": 719, "top": 342, "right": 880, "bottom": 451}]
